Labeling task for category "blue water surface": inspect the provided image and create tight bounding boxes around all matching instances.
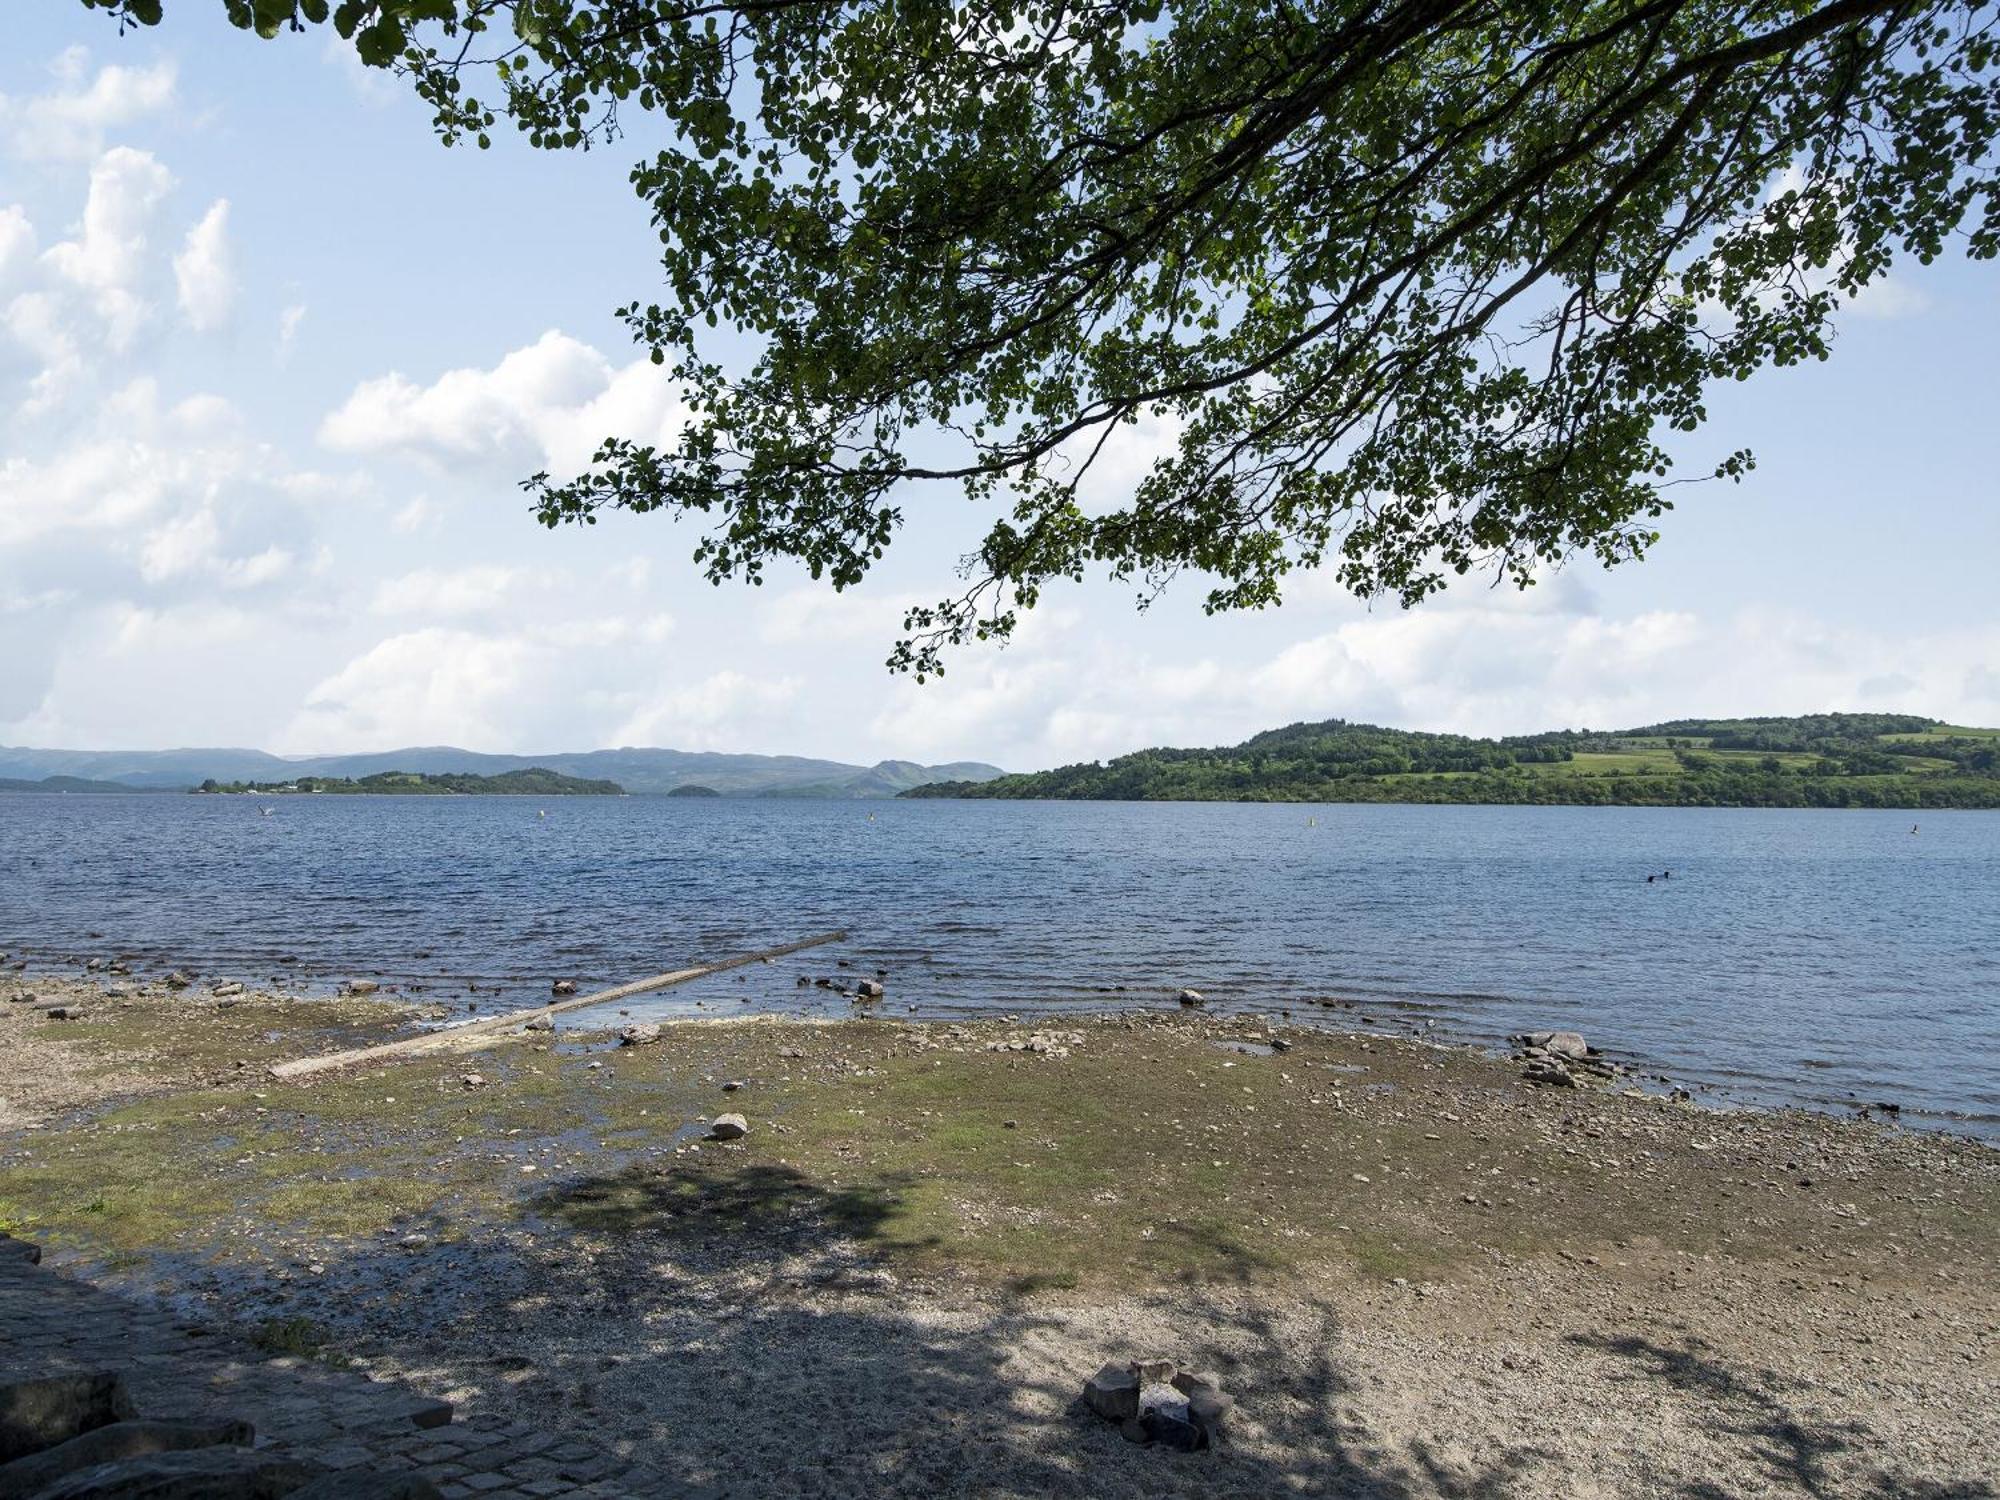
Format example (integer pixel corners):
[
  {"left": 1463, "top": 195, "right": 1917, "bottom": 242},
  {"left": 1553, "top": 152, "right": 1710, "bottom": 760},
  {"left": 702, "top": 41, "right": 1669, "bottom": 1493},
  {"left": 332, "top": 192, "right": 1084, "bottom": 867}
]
[{"left": 2, "top": 795, "right": 1995, "bottom": 1136}]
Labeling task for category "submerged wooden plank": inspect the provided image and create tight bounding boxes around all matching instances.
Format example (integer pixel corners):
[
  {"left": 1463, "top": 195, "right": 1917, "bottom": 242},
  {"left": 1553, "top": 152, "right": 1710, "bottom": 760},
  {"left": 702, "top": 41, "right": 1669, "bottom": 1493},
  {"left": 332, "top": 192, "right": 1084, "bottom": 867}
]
[{"left": 268, "top": 930, "right": 847, "bottom": 1080}]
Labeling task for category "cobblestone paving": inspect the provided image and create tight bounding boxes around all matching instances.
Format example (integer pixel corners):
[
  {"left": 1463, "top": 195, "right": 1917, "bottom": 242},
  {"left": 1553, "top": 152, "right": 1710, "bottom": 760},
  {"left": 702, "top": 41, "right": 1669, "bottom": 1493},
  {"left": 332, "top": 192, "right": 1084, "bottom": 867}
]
[{"left": 0, "top": 1238, "right": 676, "bottom": 1498}]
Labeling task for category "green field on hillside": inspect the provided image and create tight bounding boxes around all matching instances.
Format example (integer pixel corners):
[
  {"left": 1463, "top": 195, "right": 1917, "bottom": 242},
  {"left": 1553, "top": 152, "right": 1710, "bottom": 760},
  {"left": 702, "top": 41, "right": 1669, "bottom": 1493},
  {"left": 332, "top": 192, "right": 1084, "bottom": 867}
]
[{"left": 905, "top": 713, "right": 2000, "bottom": 808}]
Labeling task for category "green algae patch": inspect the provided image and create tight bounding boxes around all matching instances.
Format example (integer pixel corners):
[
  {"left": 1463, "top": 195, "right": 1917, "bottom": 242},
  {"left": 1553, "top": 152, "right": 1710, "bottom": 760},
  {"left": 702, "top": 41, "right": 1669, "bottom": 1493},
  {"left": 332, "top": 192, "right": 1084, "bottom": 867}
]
[{"left": 4, "top": 1008, "right": 1996, "bottom": 1300}]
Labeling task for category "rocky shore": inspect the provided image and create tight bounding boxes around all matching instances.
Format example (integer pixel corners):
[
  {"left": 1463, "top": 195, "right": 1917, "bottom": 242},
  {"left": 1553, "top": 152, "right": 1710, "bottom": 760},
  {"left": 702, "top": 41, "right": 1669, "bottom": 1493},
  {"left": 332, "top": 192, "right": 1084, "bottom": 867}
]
[{"left": 1, "top": 965, "right": 1995, "bottom": 1498}]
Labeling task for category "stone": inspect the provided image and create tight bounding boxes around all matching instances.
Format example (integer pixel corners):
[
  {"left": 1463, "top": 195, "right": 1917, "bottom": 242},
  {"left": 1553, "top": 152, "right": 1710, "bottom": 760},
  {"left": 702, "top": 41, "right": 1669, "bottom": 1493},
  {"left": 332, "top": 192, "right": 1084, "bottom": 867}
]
[
  {"left": 721, "top": 1081, "right": 743, "bottom": 1092},
  {"left": 161, "top": 973, "right": 191, "bottom": 990},
  {"left": 550, "top": 980, "right": 578, "bottom": 996},
  {"left": 1186, "top": 1388, "right": 1234, "bottom": 1437},
  {"left": 1131, "top": 1359, "right": 1176, "bottom": 1384},
  {"left": 521, "top": 1015, "right": 555, "bottom": 1034},
  {"left": 344, "top": 980, "right": 379, "bottom": 997},
  {"left": 1143, "top": 1407, "right": 1206, "bottom": 1451},
  {"left": 25, "top": 1447, "right": 322, "bottom": 1499},
  {"left": 1178, "top": 989, "right": 1205, "bottom": 1007},
  {"left": 459, "top": 1073, "right": 488, "bottom": 1090},
  {"left": 210, "top": 982, "right": 245, "bottom": 998},
  {"left": 0, "top": 1374, "right": 136, "bottom": 1465},
  {"left": 288, "top": 1473, "right": 443, "bottom": 1500},
  {"left": 708, "top": 1113, "right": 749, "bottom": 1141},
  {"left": 616, "top": 1024, "right": 662, "bottom": 1047},
  {"left": 1521, "top": 1060, "right": 1577, "bottom": 1088},
  {"left": 0, "top": 1419, "right": 252, "bottom": 1499},
  {"left": 43, "top": 1008, "right": 83, "bottom": 1021},
  {"left": 1516, "top": 1030, "right": 1590, "bottom": 1060},
  {"left": 1118, "top": 1416, "right": 1152, "bottom": 1445},
  {"left": 854, "top": 980, "right": 884, "bottom": 1000},
  {"left": 1170, "top": 1369, "right": 1222, "bottom": 1397},
  {"left": 1082, "top": 1364, "right": 1140, "bottom": 1422}
]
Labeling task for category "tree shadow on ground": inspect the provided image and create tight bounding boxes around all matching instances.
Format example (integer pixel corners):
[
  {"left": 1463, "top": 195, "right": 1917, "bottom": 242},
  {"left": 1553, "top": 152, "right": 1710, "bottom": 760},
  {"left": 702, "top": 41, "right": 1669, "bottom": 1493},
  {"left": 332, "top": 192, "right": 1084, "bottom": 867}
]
[
  {"left": 274, "top": 1159, "right": 1537, "bottom": 1499},
  {"left": 1566, "top": 1333, "right": 1996, "bottom": 1500}
]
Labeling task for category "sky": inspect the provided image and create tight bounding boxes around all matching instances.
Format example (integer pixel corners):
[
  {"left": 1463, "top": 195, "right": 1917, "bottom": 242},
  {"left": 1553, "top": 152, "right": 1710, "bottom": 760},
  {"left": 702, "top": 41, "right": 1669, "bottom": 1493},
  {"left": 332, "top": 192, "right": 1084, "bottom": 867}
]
[{"left": 3, "top": 10, "right": 1998, "bottom": 772}]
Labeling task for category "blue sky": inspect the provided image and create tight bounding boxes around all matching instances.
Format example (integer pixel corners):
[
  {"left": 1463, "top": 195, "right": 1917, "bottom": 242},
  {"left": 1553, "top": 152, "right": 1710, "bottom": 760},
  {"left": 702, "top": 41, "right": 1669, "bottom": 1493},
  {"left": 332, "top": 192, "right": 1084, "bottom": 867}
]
[{"left": 3, "top": 9, "right": 1997, "bottom": 770}]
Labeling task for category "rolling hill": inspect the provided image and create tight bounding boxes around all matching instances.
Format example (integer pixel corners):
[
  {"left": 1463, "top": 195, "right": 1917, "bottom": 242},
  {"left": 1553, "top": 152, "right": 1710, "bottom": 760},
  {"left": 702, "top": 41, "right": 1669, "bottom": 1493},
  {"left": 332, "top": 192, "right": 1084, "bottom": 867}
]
[
  {"left": 0, "top": 745, "right": 1006, "bottom": 797},
  {"left": 902, "top": 714, "right": 2000, "bottom": 808}
]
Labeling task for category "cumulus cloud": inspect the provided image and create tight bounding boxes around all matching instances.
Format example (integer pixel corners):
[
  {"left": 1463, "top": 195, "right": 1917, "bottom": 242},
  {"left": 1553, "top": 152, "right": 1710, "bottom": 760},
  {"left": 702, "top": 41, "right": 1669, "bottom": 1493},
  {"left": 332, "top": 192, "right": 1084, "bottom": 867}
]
[
  {"left": 0, "top": 205, "right": 35, "bottom": 285},
  {"left": 41, "top": 146, "right": 175, "bottom": 347},
  {"left": 0, "top": 50, "right": 177, "bottom": 163},
  {"left": 319, "top": 329, "right": 687, "bottom": 476},
  {"left": 370, "top": 564, "right": 530, "bottom": 618},
  {"left": 862, "top": 590, "right": 2000, "bottom": 769},
  {"left": 173, "top": 199, "right": 234, "bottom": 331}
]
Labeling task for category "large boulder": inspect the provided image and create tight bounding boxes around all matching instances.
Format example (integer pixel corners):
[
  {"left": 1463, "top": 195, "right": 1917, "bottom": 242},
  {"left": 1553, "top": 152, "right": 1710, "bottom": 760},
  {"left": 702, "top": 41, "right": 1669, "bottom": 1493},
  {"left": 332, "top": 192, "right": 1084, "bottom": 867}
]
[
  {"left": 0, "top": 1420, "right": 251, "bottom": 1500},
  {"left": 0, "top": 1374, "right": 134, "bottom": 1464},
  {"left": 24, "top": 1448, "right": 320, "bottom": 1499}
]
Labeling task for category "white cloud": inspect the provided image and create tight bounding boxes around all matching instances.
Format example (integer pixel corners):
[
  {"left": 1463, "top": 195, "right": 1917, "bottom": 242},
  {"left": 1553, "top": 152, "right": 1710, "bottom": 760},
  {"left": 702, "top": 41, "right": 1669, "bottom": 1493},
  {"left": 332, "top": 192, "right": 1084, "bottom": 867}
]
[
  {"left": 288, "top": 627, "right": 540, "bottom": 750},
  {"left": 276, "top": 300, "right": 306, "bottom": 356},
  {"left": 862, "top": 589, "right": 2000, "bottom": 769},
  {"left": 389, "top": 495, "right": 440, "bottom": 533},
  {"left": 607, "top": 670, "right": 801, "bottom": 750},
  {"left": 370, "top": 564, "right": 529, "bottom": 618},
  {"left": 173, "top": 199, "right": 234, "bottom": 331},
  {"left": 41, "top": 146, "right": 174, "bottom": 348},
  {"left": 0, "top": 205, "right": 35, "bottom": 285},
  {"left": 320, "top": 329, "right": 687, "bottom": 476},
  {"left": 759, "top": 587, "right": 921, "bottom": 646},
  {"left": 1, "top": 50, "right": 177, "bottom": 163}
]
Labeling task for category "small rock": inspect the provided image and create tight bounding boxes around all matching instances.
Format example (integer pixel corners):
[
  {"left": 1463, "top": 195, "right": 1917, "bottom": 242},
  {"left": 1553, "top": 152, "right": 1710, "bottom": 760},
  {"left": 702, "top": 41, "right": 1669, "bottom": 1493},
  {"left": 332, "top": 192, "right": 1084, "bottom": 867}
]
[
  {"left": 855, "top": 979, "right": 885, "bottom": 1000},
  {"left": 459, "top": 1073, "right": 488, "bottom": 1090},
  {"left": 43, "top": 1006, "right": 83, "bottom": 1021},
  {"left": 1521, "top": 1060, "right": 1577, "bottom": 1088},
  {"left": 551, "top": 979, "right": 579, "bottom": 996},
  {"left": 709, "top": 1113, "right": 749, "bottom": 1141},
  {"left": 521, "top": 1014, "right": 555, "bottom": 1034},
  {"left": 1178, "top": 989, "right": 1205, "bottom": 1007},
  {"left": 162, "top": 971, "right": 191, "bottom": 990},
  {"left": 721, "top": 1080, "right": 744, "bottom": 1092},
  {"left": 617, "top": 1024, "right": 663, "bottom": 1047},
  {"left": 344, "top": 980, "right": 379, "bottom": 997},
  {"left": 210, "top": 981, "right": 245, "bottom": 998}
]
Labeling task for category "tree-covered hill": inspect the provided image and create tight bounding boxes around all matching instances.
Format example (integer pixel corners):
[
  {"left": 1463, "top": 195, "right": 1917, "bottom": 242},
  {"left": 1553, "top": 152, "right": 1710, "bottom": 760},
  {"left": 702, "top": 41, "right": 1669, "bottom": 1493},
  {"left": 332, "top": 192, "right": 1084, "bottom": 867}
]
[
  {"left": 193, "top": 768, "right": 624, "bottom": 796},
  {"left": 903, "top": 716, "right": 2000, "bottom": 809}
]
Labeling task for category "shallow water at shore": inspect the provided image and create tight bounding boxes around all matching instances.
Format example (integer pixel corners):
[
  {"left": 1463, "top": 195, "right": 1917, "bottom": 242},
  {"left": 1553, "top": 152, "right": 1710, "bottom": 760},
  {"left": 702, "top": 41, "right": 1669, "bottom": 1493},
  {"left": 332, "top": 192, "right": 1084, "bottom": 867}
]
[{"left": 2, "top": 794, "right": 1996, "bottom": 1134}]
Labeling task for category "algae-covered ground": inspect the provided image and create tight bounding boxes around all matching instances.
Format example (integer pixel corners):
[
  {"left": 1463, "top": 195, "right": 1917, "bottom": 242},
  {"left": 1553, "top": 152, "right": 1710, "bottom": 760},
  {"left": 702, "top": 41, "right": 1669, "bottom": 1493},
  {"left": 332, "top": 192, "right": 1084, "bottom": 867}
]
[{"left": 3, "top": 976, "right": 1997, "bottom": 1498}]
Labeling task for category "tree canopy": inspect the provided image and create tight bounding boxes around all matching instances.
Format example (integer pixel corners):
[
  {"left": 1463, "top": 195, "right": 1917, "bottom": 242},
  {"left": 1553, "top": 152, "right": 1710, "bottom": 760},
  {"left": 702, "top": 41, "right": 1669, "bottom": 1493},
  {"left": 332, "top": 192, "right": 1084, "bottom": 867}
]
[{"left": 89, "top": 0, "right": 2000, "bottom": 672}]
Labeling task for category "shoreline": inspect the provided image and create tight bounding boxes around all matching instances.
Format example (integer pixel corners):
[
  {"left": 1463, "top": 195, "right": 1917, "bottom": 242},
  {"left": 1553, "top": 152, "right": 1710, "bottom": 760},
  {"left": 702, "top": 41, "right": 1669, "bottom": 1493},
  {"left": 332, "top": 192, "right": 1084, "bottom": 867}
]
[
  {"left": 1, "top": 947, "right": 1992, "bottom": 1144},
  {"left": 2, "top": 969, "right": 1996, "bottom": 1496}
]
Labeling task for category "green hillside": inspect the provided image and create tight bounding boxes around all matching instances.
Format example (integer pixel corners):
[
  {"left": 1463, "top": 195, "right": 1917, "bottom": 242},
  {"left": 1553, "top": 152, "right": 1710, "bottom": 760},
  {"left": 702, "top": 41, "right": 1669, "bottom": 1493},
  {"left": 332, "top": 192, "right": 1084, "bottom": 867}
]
[
  {"left": 903, "top": 714, "right": 2000, "bottom": 808},
  {"left": 193, "top": 768, "right": 624, "bottom": 796}
]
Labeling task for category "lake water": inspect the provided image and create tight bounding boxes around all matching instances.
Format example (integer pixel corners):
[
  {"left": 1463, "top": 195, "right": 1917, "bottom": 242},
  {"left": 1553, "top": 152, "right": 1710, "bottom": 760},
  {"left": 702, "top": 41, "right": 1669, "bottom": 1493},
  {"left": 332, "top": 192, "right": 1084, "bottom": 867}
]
[{"left": 3, "top": 795, "right": 1995, "bottom": 1138}]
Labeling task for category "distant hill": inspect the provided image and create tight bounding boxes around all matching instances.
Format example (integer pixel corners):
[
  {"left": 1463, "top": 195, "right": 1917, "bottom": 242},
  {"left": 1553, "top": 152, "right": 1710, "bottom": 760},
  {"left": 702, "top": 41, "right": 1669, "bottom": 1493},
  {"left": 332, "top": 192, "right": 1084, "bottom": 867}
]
[
  {"left": 0, "top": 744, "right": 1007, "bottom": 797},
  {"left": 193, "top": 768, "right": 624, "bottom": 796},
  {"left": 903, "top": 713, "right": 2000, "bottom": 809},
  {"left": 0, "top": 775, "right": 161, "bottom": 794}
]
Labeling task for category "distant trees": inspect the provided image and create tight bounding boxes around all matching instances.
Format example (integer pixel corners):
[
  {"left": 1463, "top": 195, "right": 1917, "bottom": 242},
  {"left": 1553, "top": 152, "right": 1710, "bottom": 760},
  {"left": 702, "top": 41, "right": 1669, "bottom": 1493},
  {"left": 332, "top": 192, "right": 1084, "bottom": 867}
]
[{"left": 904, "top": 714, "right": 2000, "bottom": 807}]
